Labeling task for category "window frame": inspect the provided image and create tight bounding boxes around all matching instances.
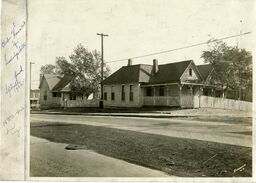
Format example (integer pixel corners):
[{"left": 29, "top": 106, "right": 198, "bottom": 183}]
[
  {"left": 104, "top": 92, "right": 107, "bottom": 100},
  {"left": 111, "top": 92, "right": 115, "bottom": 101},
  {"left": 43, "top": 91, "right": 47, "bottom": 100},
  {"left": 159, "top": 86, "right": 165, "bottom": 96},
  {"left": 146, "top": 87, "right": 152, "bottom": 96},
  {"left": 69, "top": 93, "right": 76, "bottom": 100},
  {"left": 121, "top": 85, "right": 125, "bottom": 101},
  {"left": 189, "top": 68, "right": 193, "bottom": 76},
  {"left": 129, "top": 85, "right": 134, "bottom": 101}
]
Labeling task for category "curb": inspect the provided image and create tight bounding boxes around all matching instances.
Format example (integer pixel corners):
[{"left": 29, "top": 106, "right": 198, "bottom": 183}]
[{"left": 30, "top": 111, "right": 251, "bottom": 119}]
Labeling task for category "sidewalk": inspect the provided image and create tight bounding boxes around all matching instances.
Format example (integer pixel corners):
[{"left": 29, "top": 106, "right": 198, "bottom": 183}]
[
  {"left": 31, "top": 108, "right": 252, "bottom": 118},
  {"left": 30, "top": 136, "right": 169, "bottom": 177}
]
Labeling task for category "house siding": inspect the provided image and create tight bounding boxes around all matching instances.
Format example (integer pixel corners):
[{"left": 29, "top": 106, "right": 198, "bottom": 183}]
[
  {"left": 180, "top": 63, "right": 200, "bottom": 82},
  {"left": 39, "top": 78, "right": 61, "bottom": 108},
  {"left": 103, "top": 83, "right": 142, "bottom": 107}
]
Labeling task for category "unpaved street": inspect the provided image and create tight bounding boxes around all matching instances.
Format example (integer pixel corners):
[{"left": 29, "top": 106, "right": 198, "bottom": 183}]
[{"left": 30, "top": 114, "right": 252, "bottom": 177}]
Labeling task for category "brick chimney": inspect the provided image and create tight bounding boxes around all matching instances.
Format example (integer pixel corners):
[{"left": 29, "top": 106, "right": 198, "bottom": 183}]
[
  {"left": 153, "top": 59, "right": 158, "bottom": 74},
  {"left": 127, "top": 59, "right": 132, "bottom": 66}
]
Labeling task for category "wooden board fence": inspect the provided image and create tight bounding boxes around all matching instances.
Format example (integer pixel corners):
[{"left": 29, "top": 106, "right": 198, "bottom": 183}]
[{"left": 199, "top": 96, "right": 252, "bottom": 111}]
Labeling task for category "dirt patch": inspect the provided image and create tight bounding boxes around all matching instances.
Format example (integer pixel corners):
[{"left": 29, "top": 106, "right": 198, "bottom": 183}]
[{"left": 31, "top": 122, "right": 252, "bottom": 177}]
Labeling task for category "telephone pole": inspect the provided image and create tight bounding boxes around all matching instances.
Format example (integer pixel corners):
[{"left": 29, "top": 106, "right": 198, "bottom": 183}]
[
  {"left": 238, "top": 20, "right": 242, "bottom": 100},
  {"left": 97, "top": 33, "right": 108, "bottom": 108}
]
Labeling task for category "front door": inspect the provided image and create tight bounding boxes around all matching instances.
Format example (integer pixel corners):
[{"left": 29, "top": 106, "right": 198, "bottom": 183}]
[{"left": 180, "top": 86, "right": 193, "bottom": 108}]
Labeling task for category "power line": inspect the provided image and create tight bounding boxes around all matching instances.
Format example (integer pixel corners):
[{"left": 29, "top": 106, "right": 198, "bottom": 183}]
[{"left": 106, "top": 32, "right": 251, "bottom": 63}]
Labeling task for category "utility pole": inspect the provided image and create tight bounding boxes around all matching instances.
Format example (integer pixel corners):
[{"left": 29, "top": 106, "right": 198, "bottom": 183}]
[
  {"left": 238, "top": 20, "right": 242, "bottom": 100},
  {"left": 97, "top": 33, "right": 108, "bottom": 109}
]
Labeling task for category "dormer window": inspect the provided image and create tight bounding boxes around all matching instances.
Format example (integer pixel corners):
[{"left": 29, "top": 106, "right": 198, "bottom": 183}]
[{"left": 189, "top": 68, "right": 192, "bottom": 76}]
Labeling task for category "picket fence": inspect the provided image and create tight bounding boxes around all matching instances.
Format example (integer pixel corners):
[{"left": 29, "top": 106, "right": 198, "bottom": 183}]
[{"left": 64, "top": 99, "right": 99, "bottom": 108}]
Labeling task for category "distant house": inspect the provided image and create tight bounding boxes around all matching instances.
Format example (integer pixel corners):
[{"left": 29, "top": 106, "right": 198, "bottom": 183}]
[
  {"left": 39, "top": 74, "right": 91, "bottom": 109},
  {"left": 102, "top": 59, "right": 206, "bottom": 108},
  {"left": 39, "top": 74, "right": 70, "bottom": 108},
  {"left": 30, "top": 89, "right": 40, "bottom": 108},
  {"left": 197, "top": 64, "right": 223, "bottom": 97}
]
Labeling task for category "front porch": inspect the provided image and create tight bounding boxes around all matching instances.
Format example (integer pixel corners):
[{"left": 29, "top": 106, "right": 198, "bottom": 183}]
[{"left": 141, "top": 83, "right": 202, "bottom": 108}]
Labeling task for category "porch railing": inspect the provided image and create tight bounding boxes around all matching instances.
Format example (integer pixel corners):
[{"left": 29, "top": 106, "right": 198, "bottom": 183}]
[{"left": 143, "top": 96, "right": 180, "bottom": 106}]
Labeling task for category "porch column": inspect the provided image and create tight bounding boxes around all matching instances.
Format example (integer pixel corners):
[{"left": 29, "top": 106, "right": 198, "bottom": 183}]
[
  {"left": 222, "top": 86, "right": 225, "bottom": 98},
  {"left": 179, "top": 84, "right": 183, "bottom": 107},
  {"left": 189, "top": 85, "right": 193, "bottom": 108},
  {"left": 189, "top": 85, "right": 193, "bottom": 95},
  {"left": 199, "top": 86, "right": 203, "bottom": 108}
]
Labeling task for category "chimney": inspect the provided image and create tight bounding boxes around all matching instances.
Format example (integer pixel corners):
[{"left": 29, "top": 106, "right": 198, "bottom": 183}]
[
  {"left": 153, "top": 59, "right": 158, "bottom": 73},
  {"left": 127, "top": 59, "right": 132, "bottom": 66}
]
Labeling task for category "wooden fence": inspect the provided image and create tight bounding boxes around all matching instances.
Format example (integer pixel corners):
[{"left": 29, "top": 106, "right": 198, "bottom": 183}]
[
  {"left": 198, "top": 96, "right": 252, "bottom": 111},
  {"left": 62, "top": 99, "right": 99, "bottom": 108}
]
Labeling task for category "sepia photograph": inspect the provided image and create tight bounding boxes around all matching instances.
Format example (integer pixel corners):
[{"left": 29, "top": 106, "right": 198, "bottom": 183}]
[{"left": 7, "top": 0, "right": 253, "bottom": 179}]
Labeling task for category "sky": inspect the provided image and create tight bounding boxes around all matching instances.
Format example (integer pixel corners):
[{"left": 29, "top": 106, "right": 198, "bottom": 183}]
[{"left": 28, "top": 0, "right": 255, "bottom": 89}]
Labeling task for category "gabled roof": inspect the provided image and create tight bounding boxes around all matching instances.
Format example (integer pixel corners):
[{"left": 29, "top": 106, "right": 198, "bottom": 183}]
[
  {"left": 197, "top": 64, "right": 213, "bottom": 81},
  {"left": 39, "top": 74, "right": 61, "bottom": 90},
  {"left": 39, "top": 74, "right": 73, "bottom": 92},
  {"left": 102, "top": 64, "right": 152, "bottom": 84},
  {"left": 52, "top": 75, "right": 73, "bottom": 92},
  {"left": 102, "top": 60, "right": 194, "bottom": 85},
  {"left": 148, "top": 60, "right": 192, "bottom": 84}
]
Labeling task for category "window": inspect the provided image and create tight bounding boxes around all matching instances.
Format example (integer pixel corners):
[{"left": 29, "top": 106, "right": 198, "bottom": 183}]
[
  {"left": 69, "top": 94, "right": 76, "bottom": 100},
  {"left": 146, "top": 87, "right": 152, "bottom": 96},
  {"left": 159, "top": 86, "right": 165, "bottom": 96},
  {"left": 52, "top": 92, "right": 61, "bottom": 97},
  {"left": 44, "top": 91, "right": 47, "bottom": 100},
  {"left": 111, "top": 92, "right": 115, "bottom": 100},
  {"left": 35, "top": 92, "right": 39, "bottom": 98},
  {"left": 189, "top": 68, "right": 192, "bottom": 76},
  {"left": 130, "top": 85, "right": 133, "bottom": 101},
  {"left": 121, "top": 85, "right": 125, "bottom": 101},
  {"left": 111, "top": 86, "right": 115, "bottom": 100},
  {"left": 104, "top": 92, "right": 107, "bottom": 100}
]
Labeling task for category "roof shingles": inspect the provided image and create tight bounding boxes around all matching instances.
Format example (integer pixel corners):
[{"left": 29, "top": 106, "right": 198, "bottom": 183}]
[
  {"left": 40, "top": 74, "right": 73, "bottom": 92},
  {"left": 197, "top": 64, "right": 213, "bottom": 81},
  {"left": 102, "top": 60, "right": 193, "bottom": 85}
]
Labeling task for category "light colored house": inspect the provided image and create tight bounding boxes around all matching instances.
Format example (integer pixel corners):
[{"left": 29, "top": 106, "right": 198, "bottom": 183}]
[
  {"left": 39, "top": 74, "right": 98, "bottom": 109},
  {"left": 30, "top": 89, "right": 40, "bottom": 108},
  {"left": 197, "top": 64, "right": 223, "bottom": 97},
  {"left": 102, "top": 59, "right": 205, "bottom": 108}
]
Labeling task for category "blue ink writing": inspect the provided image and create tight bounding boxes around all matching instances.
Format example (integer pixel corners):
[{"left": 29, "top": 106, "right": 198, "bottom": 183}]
[
  {"left": 1, "top": 36, "right": 11, "bottom": 48},
  {"left": 1, "top": 106, "right": 24, "bottom": 127},
  {"left": 11, "top": 21, "right": 26, "bottom": 38},
  {"left": 15, "top": 65, "right": 23, "bottom": 78},
  {"left": 5, "top": 41, "right": 26, "bottom": 65},
  {"left": 5, "top": 65, "right": 24, "bottom": 97}
]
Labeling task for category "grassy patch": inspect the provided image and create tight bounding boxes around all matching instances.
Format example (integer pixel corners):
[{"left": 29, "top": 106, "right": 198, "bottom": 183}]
[{"left": 31, "top": 122, "right": 252, "bottom": 177}]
